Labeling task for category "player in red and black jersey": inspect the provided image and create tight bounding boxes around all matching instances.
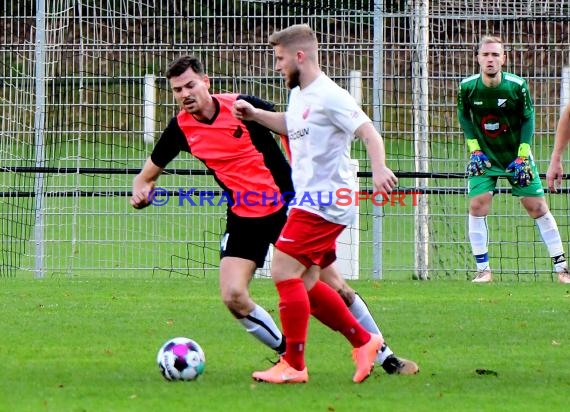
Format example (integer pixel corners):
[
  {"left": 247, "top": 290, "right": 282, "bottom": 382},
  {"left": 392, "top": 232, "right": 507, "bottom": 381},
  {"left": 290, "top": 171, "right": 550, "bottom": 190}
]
[
  {"left": 130, "top": 55, "right": 417, "bottom": 375},
  {"left": 152, "top": 92, "right": 294, "bottom": 218}
]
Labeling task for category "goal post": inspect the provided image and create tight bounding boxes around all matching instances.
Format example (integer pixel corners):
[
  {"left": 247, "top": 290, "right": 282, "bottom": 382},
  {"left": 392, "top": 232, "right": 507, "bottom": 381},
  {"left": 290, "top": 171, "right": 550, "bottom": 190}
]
[
  {"left": 33, "top": 0, "right": 47, "bottom": 279},
  {"left": 335, "top": 70, "right": 365, "bottom": 280},
  {"left": 143, "top": 74, "right": 158, "bottom": 145},
  {"left": 412, "top": 0, "right": 430, "bottom": 280}
]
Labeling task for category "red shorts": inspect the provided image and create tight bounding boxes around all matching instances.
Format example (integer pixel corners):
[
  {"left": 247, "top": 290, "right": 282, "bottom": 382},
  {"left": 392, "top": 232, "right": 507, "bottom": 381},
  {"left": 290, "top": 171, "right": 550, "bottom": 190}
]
[{"left": 275, "top": 208, "right": 345, "bottom": 268}]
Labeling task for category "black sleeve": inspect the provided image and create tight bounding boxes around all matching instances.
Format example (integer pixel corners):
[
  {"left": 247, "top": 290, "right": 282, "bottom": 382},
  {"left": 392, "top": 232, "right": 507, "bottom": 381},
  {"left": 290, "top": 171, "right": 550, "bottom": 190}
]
[
  {"left": 237, "top": 94, "right": 276, "bottom": 112},
  {"left": 150, "top": 117, "right": 190, "bottom": 168}
]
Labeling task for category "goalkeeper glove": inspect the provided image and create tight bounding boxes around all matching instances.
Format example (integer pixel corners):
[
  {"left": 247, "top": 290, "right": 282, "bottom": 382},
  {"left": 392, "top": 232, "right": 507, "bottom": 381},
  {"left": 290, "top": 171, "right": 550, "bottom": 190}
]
[
  {"left": 465, "top": 138, "right": 491, "bottom": 176},
  {"left": 467, "top": 150, "right": 491, "bottom": 176},
  {"left": 506, "top": 156, "right": 533, "bottom": 187}
]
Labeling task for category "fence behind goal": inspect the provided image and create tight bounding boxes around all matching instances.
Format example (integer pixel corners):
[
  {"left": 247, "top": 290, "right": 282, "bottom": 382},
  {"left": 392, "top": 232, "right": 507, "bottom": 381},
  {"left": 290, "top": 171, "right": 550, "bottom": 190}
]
[{"left": 1, "top": 1, "right": 569, "bottom": 280}]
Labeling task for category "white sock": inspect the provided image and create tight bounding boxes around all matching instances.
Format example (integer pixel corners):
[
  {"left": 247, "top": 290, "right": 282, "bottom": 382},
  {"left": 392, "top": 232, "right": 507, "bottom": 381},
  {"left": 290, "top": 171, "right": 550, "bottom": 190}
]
[
  {"left": 378, "top": 343, "right": 394, "bottom": 365},
  {"left": 469, "top": 214, "right": 490, "bottom": 271},
  {"left": 535, "top": 212, "right": 567, "bottom": 272},
  {"left": 349, "top": 294, "right": 381, "bottom": 335},
  {"left": 349, "top": 294, "right": 394, "bottom": 364},
  {"left": 238, "top": 304, "right": 284, "bottom": 353}
]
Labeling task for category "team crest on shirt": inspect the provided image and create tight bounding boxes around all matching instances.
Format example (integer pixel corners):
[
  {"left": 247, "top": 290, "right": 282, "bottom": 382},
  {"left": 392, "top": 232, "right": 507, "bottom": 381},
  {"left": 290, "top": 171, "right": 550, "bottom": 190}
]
[
  {"left": 497, "top": 98, "right": 507, "bottom": 107},
  {"left": 233, "top": 125, "right": 243, "bottom": 138},
  {"left": 302, "top": 106, "right": 310, "bottom": 119}
]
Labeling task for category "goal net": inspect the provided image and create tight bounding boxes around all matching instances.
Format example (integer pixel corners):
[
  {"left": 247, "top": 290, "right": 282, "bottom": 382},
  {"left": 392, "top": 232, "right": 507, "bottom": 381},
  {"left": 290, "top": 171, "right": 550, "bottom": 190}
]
[{"left": 2, "top": 0, "right": 569, "bottom": 281}]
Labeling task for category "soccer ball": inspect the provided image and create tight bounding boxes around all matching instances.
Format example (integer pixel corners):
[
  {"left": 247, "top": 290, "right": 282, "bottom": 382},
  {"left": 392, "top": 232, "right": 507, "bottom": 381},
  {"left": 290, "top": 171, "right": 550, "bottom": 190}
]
[{"left": 156, "top": 337, "right": 206, "bottom": 381}]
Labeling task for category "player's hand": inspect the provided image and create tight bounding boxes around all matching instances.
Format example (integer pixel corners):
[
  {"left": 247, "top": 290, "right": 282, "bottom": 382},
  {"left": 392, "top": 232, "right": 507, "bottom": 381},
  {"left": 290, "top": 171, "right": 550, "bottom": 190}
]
[
  {"left": 506, "top": 157, "right": 534, "bottom": 187},
  {"left": 546, "top": 159, "right": 563, "bottom": 193},
  {"left": 130, "top": 176, "right": 154, "bottom": 209},
  {"left": 467, "top": 150, "right": 491, "bottom": 176},
  {"left": 373, "top": 166, "right": 398, "bottom": 194},
  {"left": 232, "top": 99, "right": 256, "bottom": 121}
]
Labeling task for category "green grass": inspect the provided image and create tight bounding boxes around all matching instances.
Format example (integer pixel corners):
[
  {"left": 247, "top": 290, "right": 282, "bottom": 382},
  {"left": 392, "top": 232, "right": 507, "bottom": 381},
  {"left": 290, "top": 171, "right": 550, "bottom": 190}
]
[{"left": 0, "top": 277, "right": 569, "bottom": 412}]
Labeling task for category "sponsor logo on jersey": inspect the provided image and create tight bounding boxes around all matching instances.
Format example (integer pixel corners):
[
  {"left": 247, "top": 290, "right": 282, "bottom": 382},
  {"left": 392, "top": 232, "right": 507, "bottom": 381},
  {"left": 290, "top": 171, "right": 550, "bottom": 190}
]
[
  {"left": 497, "top": 98, "right": 507, "bottom": 107},
  {"left": 480, "top": 114, "right": 508, "bottom": 138},
  {"left": 474, "top": 101, "right": 483, "bottom": 105},
  {"left": 289, "top": 127, "right": 309, "bottom": 140}
]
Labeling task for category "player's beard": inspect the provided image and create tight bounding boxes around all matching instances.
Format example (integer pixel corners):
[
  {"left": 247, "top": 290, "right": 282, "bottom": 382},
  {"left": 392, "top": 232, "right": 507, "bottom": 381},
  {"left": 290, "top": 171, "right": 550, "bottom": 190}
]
[{"left": 286, "top": 67, "right": 301, "bottom": 89}]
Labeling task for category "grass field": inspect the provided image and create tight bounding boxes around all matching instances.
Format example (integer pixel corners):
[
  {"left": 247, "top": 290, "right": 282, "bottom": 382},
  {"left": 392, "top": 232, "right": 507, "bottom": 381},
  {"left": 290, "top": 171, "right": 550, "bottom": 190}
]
[{"left": 1, "top": 277, "right": 568, "bottom": 412}]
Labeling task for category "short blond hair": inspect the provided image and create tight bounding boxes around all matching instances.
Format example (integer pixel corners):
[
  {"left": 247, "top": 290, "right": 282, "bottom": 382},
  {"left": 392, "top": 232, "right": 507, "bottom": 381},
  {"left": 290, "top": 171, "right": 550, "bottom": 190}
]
[
  {"left": 478, "top": 35, "right": 504, "bottom": 53},
  {"left": 268, "top": 24, "right": 318, "bottom": 49}
]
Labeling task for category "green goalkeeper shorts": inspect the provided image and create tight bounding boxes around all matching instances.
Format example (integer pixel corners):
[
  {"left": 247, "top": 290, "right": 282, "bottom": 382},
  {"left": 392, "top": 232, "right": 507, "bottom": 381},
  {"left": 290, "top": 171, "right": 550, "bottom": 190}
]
[{"left": 467, "top": 164, "right": 544, "bottom": 198}]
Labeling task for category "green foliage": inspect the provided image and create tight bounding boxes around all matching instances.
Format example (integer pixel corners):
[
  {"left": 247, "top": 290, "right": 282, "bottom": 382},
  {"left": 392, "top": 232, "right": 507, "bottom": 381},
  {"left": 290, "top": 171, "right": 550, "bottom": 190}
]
[{"left": 0, "top": 278, "right": 568, "bottom": 411}]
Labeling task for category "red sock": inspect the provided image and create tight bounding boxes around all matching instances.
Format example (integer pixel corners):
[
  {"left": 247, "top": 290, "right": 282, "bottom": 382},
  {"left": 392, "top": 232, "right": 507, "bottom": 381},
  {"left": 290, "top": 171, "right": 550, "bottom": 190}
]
[
  {"left": 308, "top": 280, "right": 370, "bottom": 348},
  {"left": 276, "top": 278, "right": 310, "bottom": 370}
]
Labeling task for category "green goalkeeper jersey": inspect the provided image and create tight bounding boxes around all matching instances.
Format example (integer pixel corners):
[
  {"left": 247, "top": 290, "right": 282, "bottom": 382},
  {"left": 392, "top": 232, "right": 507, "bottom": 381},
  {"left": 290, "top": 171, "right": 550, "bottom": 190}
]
[{"left": 457, "top": 71, "right": 535, "bottom": 171}]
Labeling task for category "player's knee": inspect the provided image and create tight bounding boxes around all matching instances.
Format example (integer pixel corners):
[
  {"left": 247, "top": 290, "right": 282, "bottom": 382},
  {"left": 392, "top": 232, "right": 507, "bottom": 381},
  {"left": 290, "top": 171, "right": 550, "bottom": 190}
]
[
  {"left": 525, "top": 201, "right": 549, "bottom": 219},
  {"left": 469, "top": 202, "right": 488, "bottom": 216},
  {"left": 220, "top": 286, "right": 250, "bottom": 314},
  {"left": 469, "top": 193, "right": 492, "bottom": 216}
]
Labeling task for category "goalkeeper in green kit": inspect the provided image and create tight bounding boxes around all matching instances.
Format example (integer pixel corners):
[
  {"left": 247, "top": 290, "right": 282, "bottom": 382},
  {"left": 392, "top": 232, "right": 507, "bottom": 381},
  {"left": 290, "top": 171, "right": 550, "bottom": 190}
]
[{"left": 457, "top": 35, "right": 570, "bottom": 283}]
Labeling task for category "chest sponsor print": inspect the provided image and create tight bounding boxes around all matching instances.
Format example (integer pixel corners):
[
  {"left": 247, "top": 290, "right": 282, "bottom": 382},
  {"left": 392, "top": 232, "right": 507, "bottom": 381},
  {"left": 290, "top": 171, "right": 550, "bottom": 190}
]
[{"left": 480, "top": 114, "right": 509, "bottom": 138}]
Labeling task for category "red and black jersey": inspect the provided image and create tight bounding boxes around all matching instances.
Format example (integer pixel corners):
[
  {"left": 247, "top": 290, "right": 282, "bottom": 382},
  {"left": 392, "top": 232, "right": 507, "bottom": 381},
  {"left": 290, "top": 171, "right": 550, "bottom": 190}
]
[{"left": 151, "top": 94, "right": 294, "bottom": 218}]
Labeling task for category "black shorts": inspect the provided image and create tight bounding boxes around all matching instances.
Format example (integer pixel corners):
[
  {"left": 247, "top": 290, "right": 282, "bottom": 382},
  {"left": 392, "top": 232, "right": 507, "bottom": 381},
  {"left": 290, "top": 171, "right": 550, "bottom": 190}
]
[{"left": 220, "top": 206, "right": 288, "bottom": 268}]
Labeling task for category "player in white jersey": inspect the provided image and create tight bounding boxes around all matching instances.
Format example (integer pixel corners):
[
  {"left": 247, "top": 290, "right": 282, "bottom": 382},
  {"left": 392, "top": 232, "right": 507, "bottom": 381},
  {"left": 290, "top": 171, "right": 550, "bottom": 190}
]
[
  {"left": 286, "top": 71, "right": 369, "bottom": 225},
  {"left": 233, "top": 24, "right": 400, "bottom": 384}
]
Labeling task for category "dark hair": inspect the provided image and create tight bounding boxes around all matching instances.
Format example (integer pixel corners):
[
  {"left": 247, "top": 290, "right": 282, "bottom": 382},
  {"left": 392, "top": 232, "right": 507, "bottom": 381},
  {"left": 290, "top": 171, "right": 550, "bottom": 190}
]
[{"left": 165, "top": 55, "right": 205, "bottom": 79}]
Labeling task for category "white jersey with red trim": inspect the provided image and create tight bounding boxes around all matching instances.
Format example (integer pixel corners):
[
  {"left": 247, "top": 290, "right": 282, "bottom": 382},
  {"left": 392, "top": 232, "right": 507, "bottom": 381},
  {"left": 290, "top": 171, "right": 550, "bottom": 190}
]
[{"left": 285, "top": 73, "right": 370, "bottom": 225}]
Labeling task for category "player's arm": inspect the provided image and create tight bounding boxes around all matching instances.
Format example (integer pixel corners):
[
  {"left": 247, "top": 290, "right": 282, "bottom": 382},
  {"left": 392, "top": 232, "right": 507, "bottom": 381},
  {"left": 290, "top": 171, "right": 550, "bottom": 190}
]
[
  {"left": 457, "top": 83, "right": 491, "bottom": 176},
  {"left": 456, "top": 82, "right": 479, "bottom": 142},
  {"left": 547, "top": 101, "right": 570, "bottom": 192},
  {"left": 130, "top": 117, "right": 183, "bottom": 209},
  {"left": 232, "top": 98, "right": 287, "bottom": 135},
  {"left": 456, "top": 87, "right": 478, "bottom": 142},
  {"left": 355, "top": 122, "right": 398, "bottom": 194},
  {"left": 519, "top": 80, "right": 535, "bottom": 146},
  {"left": 235, "top": 95, "right": 285, "bottom": 139},
  {"left": 130, "top": 158, "right": 164, "bottom": 209}
]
